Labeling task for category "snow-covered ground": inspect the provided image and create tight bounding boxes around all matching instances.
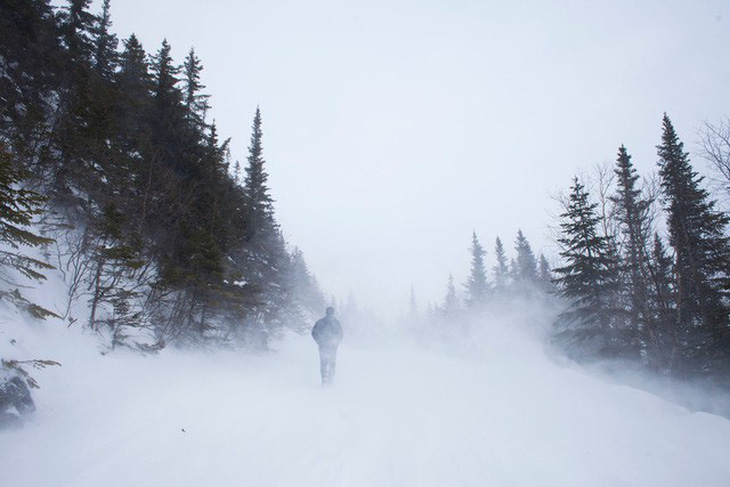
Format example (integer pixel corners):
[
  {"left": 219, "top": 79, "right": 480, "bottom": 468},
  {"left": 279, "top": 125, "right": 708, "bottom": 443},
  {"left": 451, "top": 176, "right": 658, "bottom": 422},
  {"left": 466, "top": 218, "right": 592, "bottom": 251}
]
[{"left": 2, "top": 307, "right": 730, "bottom": 487}]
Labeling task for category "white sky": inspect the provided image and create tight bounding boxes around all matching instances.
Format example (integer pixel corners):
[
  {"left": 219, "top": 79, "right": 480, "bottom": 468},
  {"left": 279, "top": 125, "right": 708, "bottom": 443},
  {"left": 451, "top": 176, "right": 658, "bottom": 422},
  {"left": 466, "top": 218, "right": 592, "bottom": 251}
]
[{"left": 97, "top": 0, "right": 730, "bottom": 317}]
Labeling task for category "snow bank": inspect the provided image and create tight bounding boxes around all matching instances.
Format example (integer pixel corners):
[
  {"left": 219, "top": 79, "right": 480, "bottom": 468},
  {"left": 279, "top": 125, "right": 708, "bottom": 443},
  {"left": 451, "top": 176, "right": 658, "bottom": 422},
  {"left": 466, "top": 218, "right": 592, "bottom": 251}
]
[{"left": 2, "top": 306, "right": 730, "bottom": 487}]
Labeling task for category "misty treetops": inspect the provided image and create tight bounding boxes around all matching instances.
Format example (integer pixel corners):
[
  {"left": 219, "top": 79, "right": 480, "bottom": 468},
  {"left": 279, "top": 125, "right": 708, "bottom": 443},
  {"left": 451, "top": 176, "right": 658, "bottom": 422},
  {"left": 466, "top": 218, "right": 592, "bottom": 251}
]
[{"left": 0, "top": 0, "right": 324, "bottom": 348}]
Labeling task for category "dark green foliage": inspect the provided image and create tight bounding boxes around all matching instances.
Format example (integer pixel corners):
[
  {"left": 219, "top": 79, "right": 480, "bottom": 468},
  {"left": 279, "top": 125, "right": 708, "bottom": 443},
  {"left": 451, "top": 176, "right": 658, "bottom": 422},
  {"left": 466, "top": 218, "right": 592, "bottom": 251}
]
[
  {"left": 548, "top": 115, "right": 730, "bottom": 380},
  {"left": 646, "top": 233, "right": 676, "bottom": 369},
  {"left": 0, "top": 0, "right": 318, "bottom": 348},
  {"left": 553, "top": 178, "right": 624, "bottom": 359},
  {"left": 56, "top": 0, "right": 96, "bottom": 66},
  {"left": 657, "top": 114, "right": 730, "bottom": 374},
  {"left": 182, "top": 47, "right": 211, "bottom": 131},
  {"left": 0, "top": 145, "right": 54, "bottom": 283},
  {"left": 92, "top": 0, "right": 117, "bottom": 79},
  {"left": 0, "top": 144, "right": 57, "bottom": 318},
  {"left": 610, "top": 145, "right": 655, "bottom": 360}
]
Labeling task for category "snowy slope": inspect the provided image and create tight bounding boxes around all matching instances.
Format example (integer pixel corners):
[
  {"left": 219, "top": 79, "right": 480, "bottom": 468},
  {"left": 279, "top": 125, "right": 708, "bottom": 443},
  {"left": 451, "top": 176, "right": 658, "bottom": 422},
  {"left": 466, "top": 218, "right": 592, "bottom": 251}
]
[{"left": 2, "top": 309, "right": 730, "bottom": 487}]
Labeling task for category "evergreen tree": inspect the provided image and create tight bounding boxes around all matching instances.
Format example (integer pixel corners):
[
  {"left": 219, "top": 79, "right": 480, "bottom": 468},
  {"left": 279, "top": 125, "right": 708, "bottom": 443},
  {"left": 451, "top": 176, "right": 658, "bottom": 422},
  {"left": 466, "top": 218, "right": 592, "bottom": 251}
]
[
  {"left": 56, "top": 0, "right": 96, "bottom": 67},
  {"left": 92, "top": 0, "right": 117, "bottom": 79},
  {"left": 553, "top": 178, "right": 622, "bottom": 358},
  {"left": 493, "top": 236, "right": 509, "bottom": 293},
  {"left": 646, "top": 233, "right": 676, "bottom": 369},
  {"left": 465, "top": 232, "right": 488, "bottom": 308},
  {"left": 0, "top": 0, "right": 61, "bottom": 153},
  {"left": 514, "top": 229, "right": 538, "bottom": 291},
  {"left": 0, "top": 145, "right": 55, "bottom": 317},
  {"left": 610, "top": 145, "right": 654, "bottom": 358},
  {"left": 657, "top": 114, "right": 730, "bottom": 373},
  {"left": 442, "top": 274, "right": 459, "bottom": 317},
  {"left": 244, "top": 107, "right": 276, "bottom": 229},
  {"left": 114, "top": 34, "right": 152, "bottom": 178},
  {"left": 235, "top": 108, "right": 291, "bottom": 339},
  {"left": 182, "top": 47, "right": 211, "bottom": 132},
  {"left": 538, "top": 254, "right": 553, "bottom": 293},
  {"left": 289, "top": 247, "right": 325, "bottom": 316}
]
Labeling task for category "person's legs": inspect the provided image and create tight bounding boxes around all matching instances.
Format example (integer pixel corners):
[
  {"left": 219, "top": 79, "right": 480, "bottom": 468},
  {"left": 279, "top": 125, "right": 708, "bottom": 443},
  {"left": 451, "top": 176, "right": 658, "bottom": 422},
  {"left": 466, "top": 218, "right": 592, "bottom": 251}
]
[
  {"left": 319, "top": 347, "right": 329, "bottom": 383},
  {"left": 327, "top": 348, "right": 338, "bottom": 382},
  {"left": 319, "top": 347, "right": 338, "bottom": 384}
]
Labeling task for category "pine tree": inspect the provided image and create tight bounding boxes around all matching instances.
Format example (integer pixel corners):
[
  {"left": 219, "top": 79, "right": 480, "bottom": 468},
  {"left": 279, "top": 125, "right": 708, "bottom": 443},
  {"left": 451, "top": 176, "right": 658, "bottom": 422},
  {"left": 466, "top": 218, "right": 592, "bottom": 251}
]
[
  {"left": 0, "top": 145, "right": 55, "bottom": 318},
  {"left": 182, "top": 47, "right": 211, "bottom": 132},
  {"left": 610, "top": 145, "right": 654, "bottom": 358},
  {"left": 493, "top": 236, "right": 509, "bottom": 293},
  {"left": 92, "top": 0, "right": 117, "bottom": 79},
  {"left": 538, "top": 254, "right": 553, "bottom": 293},
  {"left": 442, "top": 274, "right": 459, "bottom": 317},
  {"left": 465, "top": 232, "right": 488, "bottom": 308},
  {"left": 57, "top": 0, "right": 96, "bottom": 67},
  {"left": 646, "top": 233, "right": 676, "bottom": 370},
  {"left": 115, "top": 34, "right": 152, "bottom": 166},
  {"left": 514, "top": 229, "right": 538, "bottom": 292},
  {"left": 289, "top": 247, "right": 325, "bottom": 316},
  {"left": 657, "top": 114, "right": 730, "bottom": 373},
  {"left": 244, "top": 107, "right": 276, "bottom": 230},
  {"left": 553, "top": 178, "right": 621, "bottom": 358},
  {"left": 0, "top": 0, "right": 61, "bottom": 152},
  {"left": 234, "top": 108, "right": 292, "bottom": 340}
]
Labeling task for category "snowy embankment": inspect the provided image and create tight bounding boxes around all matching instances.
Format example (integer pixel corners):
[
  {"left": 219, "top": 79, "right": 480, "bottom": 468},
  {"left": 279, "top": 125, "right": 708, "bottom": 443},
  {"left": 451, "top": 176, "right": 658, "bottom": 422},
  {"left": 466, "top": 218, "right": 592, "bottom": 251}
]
[{"left": 2, "top": 308, "right": 730, "bottom": 487}]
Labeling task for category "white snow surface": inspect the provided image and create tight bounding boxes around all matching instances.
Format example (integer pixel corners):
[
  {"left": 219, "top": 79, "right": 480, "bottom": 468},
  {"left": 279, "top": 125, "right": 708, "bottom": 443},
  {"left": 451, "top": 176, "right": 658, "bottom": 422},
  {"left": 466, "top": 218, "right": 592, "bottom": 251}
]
[{"left": 2, "top": 310, "right": 730, "bottom": 487}]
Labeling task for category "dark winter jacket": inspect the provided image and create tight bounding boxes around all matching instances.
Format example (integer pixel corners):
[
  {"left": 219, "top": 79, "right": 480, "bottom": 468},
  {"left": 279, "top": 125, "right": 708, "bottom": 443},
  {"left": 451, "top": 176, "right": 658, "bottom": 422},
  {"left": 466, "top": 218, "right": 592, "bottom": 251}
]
[{"left": 311, "top": 317, "right": 343, "bottom": 349}]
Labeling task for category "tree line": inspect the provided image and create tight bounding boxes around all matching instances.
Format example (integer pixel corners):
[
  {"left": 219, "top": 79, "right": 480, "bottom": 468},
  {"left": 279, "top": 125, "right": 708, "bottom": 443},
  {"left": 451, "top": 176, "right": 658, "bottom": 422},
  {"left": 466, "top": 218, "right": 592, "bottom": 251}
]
[
  {"left": 552, "top": 114, "right": 730, "bottom": 381},
  {"left": 0, "top": 0, "right": 324, "bottom": 349},
  {"left": 412, "top": 229, "right": 555, "bottom": 338},
  {"left": 412, "top": 113, "right": 730, "bottom": 385}
]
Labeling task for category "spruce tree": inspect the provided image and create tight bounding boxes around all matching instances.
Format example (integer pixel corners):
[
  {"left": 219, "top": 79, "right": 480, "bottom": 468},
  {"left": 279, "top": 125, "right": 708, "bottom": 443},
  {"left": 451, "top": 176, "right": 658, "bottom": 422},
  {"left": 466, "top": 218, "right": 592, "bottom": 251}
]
[
  {"left": 465, "top": 232, "right": 488, "bottom": 308},
  {"left": 538, "top": 254, "right": 553, "bottom": 293},
  {"left": 553, "top": 178, "right": 621, "bottom": 358},
  {"left": 647, "top": 233, "right": 676, "bottom": 370},
  {"left": 182, "top": 47, "right": 211, "bottom": 132},
  {"left": 57, "top": 0, "right": 96, "bottom": 67},
  {"left": 493, "top": 236, "right": 509, "bottom": 293},
  {"left": 92, "top": 0, "right": 117, "bottom": 79},
  {"left": 244, "top": 107, "right": 276, "bottom": 230},
  {"left": 236, "top": 108, "right": 291, "bottom": 338},
  {"left": 657, "top": 114, "right": 730, "bottom": 373},
  {"left": 0, "top": 145, "right": 55, "bottom": 317},
  {"left": 611, "top": 145, "right": 654, "bottom": 357},
  {"left": 514, "top": 229, "right": 538, "bottom": 293},
  {"left": 442, "top": 274, "right": 459, "bottom": 317}
]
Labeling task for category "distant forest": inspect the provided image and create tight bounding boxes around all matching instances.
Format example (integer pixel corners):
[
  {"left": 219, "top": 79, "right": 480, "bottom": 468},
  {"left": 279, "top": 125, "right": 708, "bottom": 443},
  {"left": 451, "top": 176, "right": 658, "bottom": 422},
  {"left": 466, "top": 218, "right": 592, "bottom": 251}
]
[{"left": 1, "top": 0, "right": 325, "bottom": 349}]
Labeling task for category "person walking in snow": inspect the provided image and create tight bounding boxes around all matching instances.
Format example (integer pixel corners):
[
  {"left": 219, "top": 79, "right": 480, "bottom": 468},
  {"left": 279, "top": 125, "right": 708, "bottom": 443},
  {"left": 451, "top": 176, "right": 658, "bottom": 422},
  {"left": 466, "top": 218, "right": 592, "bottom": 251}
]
[{"left": 311, "top": 307, "right": 343, "bottom": 385}]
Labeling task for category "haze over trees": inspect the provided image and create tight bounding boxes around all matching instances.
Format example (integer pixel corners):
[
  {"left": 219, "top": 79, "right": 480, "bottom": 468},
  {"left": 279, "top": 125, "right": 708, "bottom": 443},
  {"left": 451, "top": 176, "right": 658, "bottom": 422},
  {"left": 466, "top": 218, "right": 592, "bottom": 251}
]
[
  {"left": 2, "top": 1, "right": 730, "bottom": 399},
  {"left": 0, "top": 0, "right": 323, "bottom": 350},
  {"left": 551, "top": 115, "right": 730, "bottom": 381}
]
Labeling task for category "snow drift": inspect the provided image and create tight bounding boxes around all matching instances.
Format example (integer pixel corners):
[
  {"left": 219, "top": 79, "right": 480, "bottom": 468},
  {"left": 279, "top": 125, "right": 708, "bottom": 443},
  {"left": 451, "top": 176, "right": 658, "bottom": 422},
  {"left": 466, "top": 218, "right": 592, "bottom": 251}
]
[{"left": 2, "top": 298, "right": 730, "bottom": 487}]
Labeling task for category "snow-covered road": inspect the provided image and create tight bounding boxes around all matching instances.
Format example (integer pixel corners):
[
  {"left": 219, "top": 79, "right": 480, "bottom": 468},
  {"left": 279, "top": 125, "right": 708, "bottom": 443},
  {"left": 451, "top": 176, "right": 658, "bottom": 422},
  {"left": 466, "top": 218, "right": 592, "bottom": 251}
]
[{"left": 3, "top": 322, "right": 730, "bottom": 487}]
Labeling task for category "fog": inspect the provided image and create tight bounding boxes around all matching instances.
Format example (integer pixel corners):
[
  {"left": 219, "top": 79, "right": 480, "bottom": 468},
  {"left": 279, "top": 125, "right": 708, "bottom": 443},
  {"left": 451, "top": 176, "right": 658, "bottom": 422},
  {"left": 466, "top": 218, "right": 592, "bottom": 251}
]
[
  {"left": 5, "top": 2, "right": 730, "bottom": 484},
  {"left": 4, "top": 288, "right": 730, "bottom": 486},
  {"left": 93, "top": 0, "right": 730, "bottom": 314}
]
